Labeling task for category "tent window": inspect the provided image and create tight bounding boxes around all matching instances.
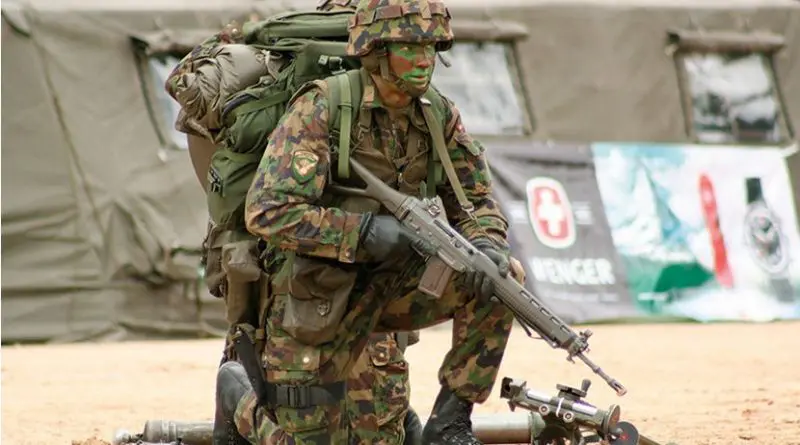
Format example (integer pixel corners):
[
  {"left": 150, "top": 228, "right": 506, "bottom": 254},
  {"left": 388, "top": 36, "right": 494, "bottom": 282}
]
[
  {"left": 678, "top": 51, "right": 790, "bottom": 144},
  {"left": 143, "top": 54, "right": 188, "bottom": 150},
  {"left": 432, "top": 41, "right": 529, "bottom": 136}
]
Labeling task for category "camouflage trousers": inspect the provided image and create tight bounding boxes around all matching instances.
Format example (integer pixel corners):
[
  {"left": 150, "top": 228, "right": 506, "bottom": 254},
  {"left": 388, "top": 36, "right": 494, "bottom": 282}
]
[
  {"left": 234, "top": 256, "right": 515, "bottom": 444},
  {"left": 233, "top": 331, "right": 411, "bottom": 444}
]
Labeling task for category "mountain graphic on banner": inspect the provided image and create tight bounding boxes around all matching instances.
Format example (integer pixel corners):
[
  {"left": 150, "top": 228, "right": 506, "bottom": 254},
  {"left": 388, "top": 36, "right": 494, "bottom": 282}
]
[{"left": 597, "top": 150, "right": 713, "bottom": 311}]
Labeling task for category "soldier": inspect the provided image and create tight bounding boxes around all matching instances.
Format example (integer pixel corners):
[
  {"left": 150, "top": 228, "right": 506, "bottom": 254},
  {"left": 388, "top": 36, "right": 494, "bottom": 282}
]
[
  {"left": 164, "top": 1, "right": 424, "bottom": 444},
  {"left": 215, "top": 0, "right": 521, "bottom": 443}
]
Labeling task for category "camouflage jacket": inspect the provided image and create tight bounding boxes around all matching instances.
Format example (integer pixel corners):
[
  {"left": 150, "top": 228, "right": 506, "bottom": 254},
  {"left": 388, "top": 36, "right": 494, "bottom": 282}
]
[{"left": 244, "top": 70, "right": 510, "bottom": 263}]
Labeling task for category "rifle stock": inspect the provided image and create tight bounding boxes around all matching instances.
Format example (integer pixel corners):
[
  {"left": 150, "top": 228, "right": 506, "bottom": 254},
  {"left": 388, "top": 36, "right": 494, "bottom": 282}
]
[{"left": 334, "top": 158, "right": 627, "bottom": 396}]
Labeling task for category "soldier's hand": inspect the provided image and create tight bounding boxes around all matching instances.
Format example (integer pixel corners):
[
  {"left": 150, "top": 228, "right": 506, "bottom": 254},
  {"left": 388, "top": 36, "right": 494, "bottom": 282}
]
[
  {"left": 462, "top": 238, "right": 510, "bottom": 300},
  {"left": 360, "top": 215, "right": 434, "bottom": 262}
]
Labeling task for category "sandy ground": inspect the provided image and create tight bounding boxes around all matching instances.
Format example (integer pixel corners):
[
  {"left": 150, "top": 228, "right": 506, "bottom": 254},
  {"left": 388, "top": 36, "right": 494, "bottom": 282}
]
[{"left": 3, "top": 322, "right": 800, "bottom": 445}]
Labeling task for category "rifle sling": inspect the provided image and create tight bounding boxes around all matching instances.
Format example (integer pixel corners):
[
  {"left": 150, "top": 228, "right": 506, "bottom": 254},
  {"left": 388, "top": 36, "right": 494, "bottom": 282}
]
[{"left": 419, "top": 98, "right": 474, "bottom": 214}]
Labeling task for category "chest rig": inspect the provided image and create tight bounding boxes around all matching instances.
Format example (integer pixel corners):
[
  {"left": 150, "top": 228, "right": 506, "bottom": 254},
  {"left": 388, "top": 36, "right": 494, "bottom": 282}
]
[{"left": 322, "top": 69, "right": 475, "bottom": 214}]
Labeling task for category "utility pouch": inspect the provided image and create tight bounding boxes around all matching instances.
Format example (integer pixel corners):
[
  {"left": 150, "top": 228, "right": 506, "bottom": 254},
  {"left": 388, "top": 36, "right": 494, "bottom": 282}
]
[
  {"left": 281, "top": 255, "right": 356, "bottom": 345},
  {"left": 222, "top": 239, "right": 262, "bottom": 325},
  {"left": 203, "top": 224, "right": 227, "bottom": 299}
]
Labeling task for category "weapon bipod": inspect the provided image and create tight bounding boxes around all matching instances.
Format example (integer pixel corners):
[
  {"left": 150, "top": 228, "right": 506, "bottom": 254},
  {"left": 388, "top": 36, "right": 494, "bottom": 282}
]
[{"left": 500, "top": 377, "right": 663, "bottom": 445}]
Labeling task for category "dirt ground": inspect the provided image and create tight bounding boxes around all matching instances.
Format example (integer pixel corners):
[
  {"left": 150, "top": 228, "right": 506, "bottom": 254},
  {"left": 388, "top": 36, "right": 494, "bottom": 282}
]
[{"left": 3, "top": 322, "right": 800, "bottom": 445}]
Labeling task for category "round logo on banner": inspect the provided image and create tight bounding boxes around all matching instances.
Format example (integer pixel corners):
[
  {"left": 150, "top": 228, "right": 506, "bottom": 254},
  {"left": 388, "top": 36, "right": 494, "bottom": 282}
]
[
  {"left": 743, "top": 203, "right": 790, "bottom": 275},
  {"left": 525, "top": 177, "right": 576, "bottom": 249}
]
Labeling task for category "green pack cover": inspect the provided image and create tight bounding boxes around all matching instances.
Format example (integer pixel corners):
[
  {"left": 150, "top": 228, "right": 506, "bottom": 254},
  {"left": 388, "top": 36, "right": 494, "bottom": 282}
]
[{"left": 206, "top": 9, "right": 447, "bottom": 236}]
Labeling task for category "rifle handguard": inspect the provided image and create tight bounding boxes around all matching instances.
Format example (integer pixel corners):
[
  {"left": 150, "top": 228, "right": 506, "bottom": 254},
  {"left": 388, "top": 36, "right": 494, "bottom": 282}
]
[{"left": 332, "top": 157, "right": 626, "bottom": 396}]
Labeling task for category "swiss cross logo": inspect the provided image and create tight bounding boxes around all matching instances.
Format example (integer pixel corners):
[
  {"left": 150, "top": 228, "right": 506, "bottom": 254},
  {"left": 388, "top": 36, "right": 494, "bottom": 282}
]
[{"left": 526, "top": 177, "right": 576, "bottom": 249}]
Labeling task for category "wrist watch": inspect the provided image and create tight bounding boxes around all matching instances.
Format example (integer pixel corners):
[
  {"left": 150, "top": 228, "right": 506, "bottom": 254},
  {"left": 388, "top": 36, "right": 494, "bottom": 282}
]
[{"left": 742, "top": 177, "right": 794, "bottom": 302}]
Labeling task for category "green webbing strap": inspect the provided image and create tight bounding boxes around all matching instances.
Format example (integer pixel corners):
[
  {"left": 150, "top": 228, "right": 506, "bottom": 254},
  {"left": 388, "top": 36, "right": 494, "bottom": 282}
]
[
  {"left": 424, "top": 159, "right": 437, "bottom": 198},
  {"left": 422, "top": 91, "right": 445, "bottom": 198},
  {"left": 425, "top": 136, "right": 444, "bottom": 198},
  {"left": 419, "top": 97, "right": 474, "bottom": 214},
  {"left": 224, "top": 90, "right": 293, "bottom": 127},
  {"left": 336, "top": 74, "right": 353, "bottom": 179},
  {"left": 328, "top": 70, "right": 362, "bottom": 179},
  {"left": 208, "top": 151, "right": 263, "bottom": 197},
  {"left": 218, "top": 151, "right": 263, "bottom": 163}
]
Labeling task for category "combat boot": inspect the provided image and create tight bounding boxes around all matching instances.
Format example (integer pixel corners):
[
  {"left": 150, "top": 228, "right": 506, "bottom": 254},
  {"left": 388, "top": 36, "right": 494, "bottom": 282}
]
[
  {"left": 403, "top": 406, "right": 423, "bottom": 445},
  {"left": 420, "top": 386, "right": 482, "bottom": 445},
  {"left": 213, "top": 361, "right": 252, "bottom": 445}
]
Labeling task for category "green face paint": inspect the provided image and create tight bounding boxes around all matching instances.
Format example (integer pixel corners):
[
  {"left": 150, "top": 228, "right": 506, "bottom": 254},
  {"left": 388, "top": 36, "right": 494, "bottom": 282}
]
[{"left": 386, "top": 42, "right": 436, "bottom": 91}]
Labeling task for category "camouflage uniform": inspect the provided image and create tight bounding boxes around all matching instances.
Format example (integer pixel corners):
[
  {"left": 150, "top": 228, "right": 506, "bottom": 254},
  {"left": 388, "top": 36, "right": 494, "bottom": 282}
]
[
  {"left": 233, "top": 0, "right": 516, "bottom": 443},
  {"left": 164, "top": 2, "right": 422, "bottom": 444}
]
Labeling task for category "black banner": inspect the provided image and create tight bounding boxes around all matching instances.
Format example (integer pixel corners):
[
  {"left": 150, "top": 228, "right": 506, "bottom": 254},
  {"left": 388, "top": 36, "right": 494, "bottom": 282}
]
[{"left": 486, "top": 141, "right": 636, "bottom": 323}]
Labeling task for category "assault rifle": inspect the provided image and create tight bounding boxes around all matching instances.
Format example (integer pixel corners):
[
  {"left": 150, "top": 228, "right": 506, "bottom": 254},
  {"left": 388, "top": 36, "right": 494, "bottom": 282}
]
[{"left": 331, "top": 158, "right": 627, "bottom": 396}]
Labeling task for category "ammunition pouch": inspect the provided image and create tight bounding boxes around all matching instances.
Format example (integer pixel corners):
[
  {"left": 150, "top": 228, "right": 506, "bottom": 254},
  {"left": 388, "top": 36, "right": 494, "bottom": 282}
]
[
  {"left": 204, "top": 223, "right": 273, "bottom": 363},
  {"left": 203, "top": 223, "right": 227, "bottom": 299},
  {"left": 221, "top": 238, "right": 262, "bottom": 323},
  {"left": 204, "top": 225, "right": 267, "bottom": 323},
  {"left": 278, "top": 255, "right": 356, "bottom": 346}
]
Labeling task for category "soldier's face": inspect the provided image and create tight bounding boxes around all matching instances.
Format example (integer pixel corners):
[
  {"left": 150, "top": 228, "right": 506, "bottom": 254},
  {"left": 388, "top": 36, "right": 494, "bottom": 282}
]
[{"left": 386, "top": 42, "right": 436, "bottom": 93}]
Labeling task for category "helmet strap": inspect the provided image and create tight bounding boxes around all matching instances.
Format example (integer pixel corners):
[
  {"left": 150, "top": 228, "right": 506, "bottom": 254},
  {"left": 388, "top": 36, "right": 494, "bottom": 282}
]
[{"left": 375, "top": 47, "right": 392, "bottom": 80}]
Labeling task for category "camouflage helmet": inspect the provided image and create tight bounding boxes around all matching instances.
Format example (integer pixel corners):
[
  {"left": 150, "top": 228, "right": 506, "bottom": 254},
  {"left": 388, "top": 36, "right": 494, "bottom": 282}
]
[
  {"left": 345, "top": 0, "right": 454, "bottom": 57},
  {"left": 316, "top": 0, "right": 357, "bottom": 11}
]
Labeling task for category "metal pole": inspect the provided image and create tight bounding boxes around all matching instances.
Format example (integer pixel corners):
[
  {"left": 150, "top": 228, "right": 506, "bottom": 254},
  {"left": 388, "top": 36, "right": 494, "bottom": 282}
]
[{"left": 113, "top": 412, "right": 539, "bottom": 445}]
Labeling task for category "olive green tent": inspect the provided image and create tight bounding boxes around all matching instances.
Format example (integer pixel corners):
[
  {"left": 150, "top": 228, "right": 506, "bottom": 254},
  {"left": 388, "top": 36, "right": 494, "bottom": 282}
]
[
  {"left": 3, "top": 0, "right": 799, "bottom": 342},
  {"left": 0, "top": 0, "right": 270, "bottom": 342}
]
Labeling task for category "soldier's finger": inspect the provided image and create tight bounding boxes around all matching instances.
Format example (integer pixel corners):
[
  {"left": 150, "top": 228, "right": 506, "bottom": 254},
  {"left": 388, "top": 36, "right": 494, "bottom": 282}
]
[
  {"left": 471, "top": 270, "right": 484, "bottom": 294},
  {"left": 497, "top": 257, "right": 510, "bottom": 278},
  {"left": 411, "top": 238, "right": 437, "bottom": 257},
  {"left": 459, "top": 270, "right": 475, "bottom": 289},
  {"left": 480, "top": 277, "right": 495, "bottom": 300}
]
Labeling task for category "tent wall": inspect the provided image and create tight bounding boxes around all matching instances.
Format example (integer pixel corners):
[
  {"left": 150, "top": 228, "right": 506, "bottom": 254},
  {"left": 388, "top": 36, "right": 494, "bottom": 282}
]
[
  {"left": 3, "top": 0, "right": 800, "bottom": 342},
  {"left": 446, "top": 1, "right": 800, "bottom": 144},
  {"left": 0, "top": 3, "right": 257, "bottom": 342},
  {"left": 1, "top": 12, "right": 118, "bottom": 341}
]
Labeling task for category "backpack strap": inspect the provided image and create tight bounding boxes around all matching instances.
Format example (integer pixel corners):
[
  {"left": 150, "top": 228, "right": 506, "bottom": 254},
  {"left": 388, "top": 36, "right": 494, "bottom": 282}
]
[
  {"left": 326, "top": 69, "right": 363, "bottom": 179},
  {"left": 418, "top": 88, "right": 446, "bottom": 198},
  {"left": 323, "top": 71, "right": 469, "bottom": 215},
  {"left": 222, "top": 90, "right": 293, "bottom": 126},
  {"left": 419, "top": 89, "right": 475, "bottom": 215}
]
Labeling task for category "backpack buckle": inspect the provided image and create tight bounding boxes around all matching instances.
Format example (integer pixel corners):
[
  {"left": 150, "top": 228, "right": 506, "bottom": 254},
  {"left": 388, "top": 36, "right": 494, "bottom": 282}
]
[
  {"left": 318, "top": 55, "right": 345, "bottom": 75},
  {"left": 208, "top": 168, "right": 223, "bottom": 194}
]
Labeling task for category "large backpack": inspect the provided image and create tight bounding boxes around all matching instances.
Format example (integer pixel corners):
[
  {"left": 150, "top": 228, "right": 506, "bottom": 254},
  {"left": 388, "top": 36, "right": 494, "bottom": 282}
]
[{"left": 205, "top": 9, "right": 449, "bottom": 239}]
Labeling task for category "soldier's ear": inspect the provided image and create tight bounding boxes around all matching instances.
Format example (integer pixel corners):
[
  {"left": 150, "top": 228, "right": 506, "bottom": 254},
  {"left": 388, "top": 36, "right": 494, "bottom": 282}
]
[{"left": 360, "top": 52, "right": 380, "bottom": 73}]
